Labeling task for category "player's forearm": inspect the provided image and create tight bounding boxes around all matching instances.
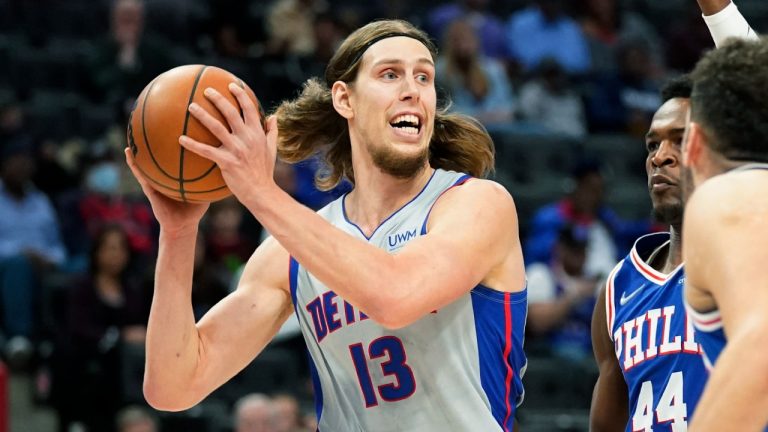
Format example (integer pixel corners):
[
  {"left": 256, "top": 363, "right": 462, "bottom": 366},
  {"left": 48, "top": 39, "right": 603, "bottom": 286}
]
[
  {"left": 700, "top": 0, "right": 758, "bottom": 47},
  {"left": 689, "top": 335, "right": 768, "bottom": 430},
  {"left": 143, "top": 228, "right": 203, "bottom": 410},
  {"left": 697, "top": 0, "right": 731, "bottom": 16},
  {"left": 245, "top": 186, "right": 425, "bottom": 328}
]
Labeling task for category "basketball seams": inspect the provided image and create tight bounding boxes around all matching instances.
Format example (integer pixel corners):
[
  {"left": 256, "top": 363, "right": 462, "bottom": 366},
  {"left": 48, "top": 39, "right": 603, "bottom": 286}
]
[
  {"left": 141, "top": 79, "right": 183, "bottom": 182},
  {"left": 132, "top": 64, "right": 245, "bottom": 202},
  {"left": 179, "top": 65, "right": 209, "bottom": 203}
]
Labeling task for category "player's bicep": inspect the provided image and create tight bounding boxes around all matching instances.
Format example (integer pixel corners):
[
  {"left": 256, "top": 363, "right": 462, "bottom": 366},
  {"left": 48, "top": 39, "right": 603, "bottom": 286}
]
[
  {"left": 193, "top": 237, "right": 293, "bottom": 392},
  {"left": 590, "top": 283, "right": 628, "bottom": 431}
]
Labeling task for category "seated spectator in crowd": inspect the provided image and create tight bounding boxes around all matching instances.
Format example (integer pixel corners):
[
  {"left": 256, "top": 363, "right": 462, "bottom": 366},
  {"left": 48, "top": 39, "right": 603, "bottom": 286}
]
[
  {"left": 526, "top": 225, "right": 600, "bottom": 360},
  {"left": 52, "top": 224, "right": 149, "bottom": 432},
  {"left": 437, "top": 19, "right": 515, "bottom": 127},
  {"left": 663, "top": 2, "right": 715, "bottom": 72},
  {"left": 205, "top": 196, "right": 255, "bottom": 280},
  {"left": 271, "top": 393, "right": 304, "bottom": 432},
  {"left": 290, "top": 13, "right": 347, "bottom": 85},
  {"left": 78, "top": 153, "right": 156, "bottom": 265},
  {"left": 506, "top": 0, "right": 591, "bottom": 74},
  {"left": 585, "top": 39, "right": 662, "bottom": 135},
  {"left": 0, "top": 141, "right": 66, "bottom": 366},
  {"left": 577, "top": 0, "right": 662, "bottom": 73},
  {"left": 518, "top": 59, "right": 587, "bottom": 138},
  {"left": 525, "top": 160, "right": 650, "bottom": 279},
  {"left": 191, "top": 233, "right": 230, "bottom": 320},
  {"left": 428, "top": 0, "right": 509, "bottom": 59},
  {"left": 235, "top": 393, "right": 277, "bottom": 432},
  {"left": 266, "top": 0, "right": 328, "bottom": 57},
  {"left": 116, "top": 405, "right": 158, "bottom": 432},
  {"left": 87, "top": 0, "right": 172, "bottom": 113}
]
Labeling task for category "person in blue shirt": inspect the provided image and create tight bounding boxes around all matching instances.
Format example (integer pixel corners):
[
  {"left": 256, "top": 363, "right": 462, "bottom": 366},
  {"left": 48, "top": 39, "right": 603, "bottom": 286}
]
[{"left": 0, "top": 141, "right": 67, "bottom": 365}]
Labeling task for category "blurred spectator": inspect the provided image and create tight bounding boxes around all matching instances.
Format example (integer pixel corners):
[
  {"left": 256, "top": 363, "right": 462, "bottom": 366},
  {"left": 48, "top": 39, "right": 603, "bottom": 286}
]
[
  {"left": 235, "top": 393, "right": 277, "bottom": 432},
  {"left": 437, "top": 19, "right": 515, "bottom": 126},
  {"left": 0, "top": 141, "right": 66, "bottom": 366},
  {"left": 87, "top": 0, "right": 172, "bottom": 113},
  {"left": 32, "top": 141, "right": 80, "bottom": 200},
  {"left": 271, "top": 393, "right": 303, "bottom": 432},
  {"left": 506, "top": 0, "right": 591, "bottom": 74},
  {"left": 577, "top": 0, "right": 662, "bottom": 73},
  {"left": 427, "top": 0, "right": 509, "bottom": 59},
  {"left": 266, "top": 0, "right": 328, "bottom": 57},
  {"left": 526, "top": 225, "right": 600, "bottom": 360},
  {"left": 272, "top": 157, "right": 351, "bottom": 215},
  {"left": 664, "top": 2, "right": 714, "bottom": 72},
  {"left": 288, "top": 13, "right": 347, "bottom": 85},
  {"left": 207, "top": 0, "right": 254, "bottom": 59},
  {"left": 518, "top": 59, "right": 587, "bottom": 138},
  {"left": 585, "top": 39, "right": 662, "bottom": 135},
  {"left": 525, "top": 160, "right": 649, "bottom": 279},
  {"left": 205, "top": 196, "right": 255, "bottom": 281},
  {"left": 78, "top": 154, "right": 156, "bottom": 263},
  {"left": 191, "top": 233, "right": 230, "bottom": 320},
  {"left": 0, "top": 96, "right": 29, "bottom": 145},
  {"left": 52, "top": 224, "right": 149, "bottom": 432},
  {"left": 116, "top": 405, "right": 158, "bottom": 432}
]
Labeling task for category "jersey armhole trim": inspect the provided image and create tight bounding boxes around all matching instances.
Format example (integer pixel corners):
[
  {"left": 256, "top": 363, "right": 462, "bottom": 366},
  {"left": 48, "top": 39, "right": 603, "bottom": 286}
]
[{"left": 605, "top": 261, "right": 623, "bottom": 341}]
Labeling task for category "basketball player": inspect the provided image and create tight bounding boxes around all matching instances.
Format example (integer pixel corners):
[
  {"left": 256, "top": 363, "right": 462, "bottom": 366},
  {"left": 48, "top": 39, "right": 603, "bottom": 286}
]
[
  {"left": 589, "top": 76, "right": 709, "bottom": 432},
  {"left": 589, "top": 2, "right": 756, "bottom": 430},
  {"left": 682, "top": 38, "right": 768, "bottom": 431},
  {"left": 125, "top": 20, "right": 527, "bottom": 431}
]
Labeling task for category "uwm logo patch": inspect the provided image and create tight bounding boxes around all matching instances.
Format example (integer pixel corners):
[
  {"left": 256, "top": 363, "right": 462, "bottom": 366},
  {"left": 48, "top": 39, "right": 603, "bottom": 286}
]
[{"left": 387, "top": 228, "right": 417, "bottom": 250}]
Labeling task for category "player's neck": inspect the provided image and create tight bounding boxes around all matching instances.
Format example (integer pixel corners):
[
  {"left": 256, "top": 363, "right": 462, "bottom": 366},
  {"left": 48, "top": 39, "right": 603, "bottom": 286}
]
[
  {"left": 650, "top": 226, "right": 683, "bottom": 274},
  {"left": 345, "top": 165, "right": 434, "bottom": 235}
]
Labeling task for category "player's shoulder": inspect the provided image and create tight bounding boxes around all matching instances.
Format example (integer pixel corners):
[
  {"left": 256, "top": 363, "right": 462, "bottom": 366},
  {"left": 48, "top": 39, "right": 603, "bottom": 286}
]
[
  {"left": 686, "top": 169, "right": 768, "bottom": 227},
  {"left": 429, "top": 177, "right": 518, "bottom": 231},
  {"left": 441, "top": 177, "right": 515, "bottom": 209}
]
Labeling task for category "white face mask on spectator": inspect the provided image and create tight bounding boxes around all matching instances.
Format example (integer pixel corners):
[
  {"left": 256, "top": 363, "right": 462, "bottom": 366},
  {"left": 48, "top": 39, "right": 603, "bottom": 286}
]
[{"left": 86, "top": 161, "right": 121, "bottom": 195}]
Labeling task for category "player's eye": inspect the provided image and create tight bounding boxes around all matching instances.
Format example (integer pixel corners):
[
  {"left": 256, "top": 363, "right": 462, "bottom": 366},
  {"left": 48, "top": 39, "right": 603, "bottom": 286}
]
[
  {"left": 646, "top": 141, "right": 659, "bottom": 152},
  {"left": 382, "top": 71, "right": 397, "bottom": 80}
]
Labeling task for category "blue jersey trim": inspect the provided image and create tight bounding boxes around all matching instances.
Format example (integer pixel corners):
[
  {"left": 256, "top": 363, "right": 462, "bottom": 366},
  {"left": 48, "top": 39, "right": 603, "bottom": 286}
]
[
  {"left": 471, "top": 284, "right": 527, "bottom": 431},
  {"left": 342, "top": 169, "right": 437, "bottom": 240},
  {"left": 289, "top": 257, "right": 324, "bottom": 424},
  {"left": 308, "top": 351, "right": 325, "bottom": 426},
  {"left": 289, "top": 257, "right": 299, "bottom": 310},
  {"left": 419, "top": 174, "right": 473, "bottom": 235}
]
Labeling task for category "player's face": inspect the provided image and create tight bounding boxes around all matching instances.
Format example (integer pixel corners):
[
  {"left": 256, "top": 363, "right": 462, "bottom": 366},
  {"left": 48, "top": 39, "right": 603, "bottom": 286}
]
[
  {"left": 348, "top": 37, "right": 437, "bottom": 178},
  {"left": 645, "top": 97, "right": 689, "bottom": 225}
]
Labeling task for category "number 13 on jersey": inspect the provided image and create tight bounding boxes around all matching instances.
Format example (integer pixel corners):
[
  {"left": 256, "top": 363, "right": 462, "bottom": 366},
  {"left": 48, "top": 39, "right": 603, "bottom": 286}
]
[
  {"left": 633, "top": 371, "right": 688, "bottom": 431},
  {"left": 349, "top": 336, "right": 416, "bottom": 408}
]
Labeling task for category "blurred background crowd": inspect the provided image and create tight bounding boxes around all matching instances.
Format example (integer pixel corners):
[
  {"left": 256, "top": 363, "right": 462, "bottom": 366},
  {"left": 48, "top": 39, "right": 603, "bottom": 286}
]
[{"left": 1, "top": 0, "right": 767, "bottom": 431}]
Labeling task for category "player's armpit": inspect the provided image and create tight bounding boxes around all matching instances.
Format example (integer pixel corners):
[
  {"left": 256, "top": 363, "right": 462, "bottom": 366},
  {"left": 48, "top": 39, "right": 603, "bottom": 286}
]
[
  {"left": 590, "top": 283, "right": 629, "bottom": 432},
  {"left": 145, "top": 237, "right": 293, "bottom": 410}
]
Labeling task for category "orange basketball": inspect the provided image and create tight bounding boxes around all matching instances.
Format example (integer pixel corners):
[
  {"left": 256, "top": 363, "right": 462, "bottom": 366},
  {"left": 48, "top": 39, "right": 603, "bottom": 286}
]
[{"left": 127, "top": 65, "right": 264, "bottom": 203}]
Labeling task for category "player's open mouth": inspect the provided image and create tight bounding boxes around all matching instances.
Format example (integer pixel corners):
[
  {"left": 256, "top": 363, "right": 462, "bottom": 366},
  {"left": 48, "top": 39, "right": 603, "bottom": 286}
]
[{"left": 389, "top": 114, "right": 421, "bottom": 136}]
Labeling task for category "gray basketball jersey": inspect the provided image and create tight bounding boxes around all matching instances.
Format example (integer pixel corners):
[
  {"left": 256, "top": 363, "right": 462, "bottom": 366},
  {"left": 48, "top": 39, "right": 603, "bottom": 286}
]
[{"left": 288, "top": 169, "right": 528, "bottom": 431}]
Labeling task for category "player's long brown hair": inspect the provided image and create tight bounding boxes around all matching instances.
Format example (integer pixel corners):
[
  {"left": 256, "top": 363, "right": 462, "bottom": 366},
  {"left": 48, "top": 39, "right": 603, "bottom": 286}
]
[{"left": 274, "top": 19, "right": 495, "bottom": 190}]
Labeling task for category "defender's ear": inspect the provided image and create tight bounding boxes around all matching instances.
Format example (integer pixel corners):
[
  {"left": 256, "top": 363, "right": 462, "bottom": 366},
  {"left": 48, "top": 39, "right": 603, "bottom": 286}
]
[
  {"left": 332, "top": 81, "right": 354, "bottom": 120},
  {"left": 683, "top": 121, "right": 704, "bottom": 168}
]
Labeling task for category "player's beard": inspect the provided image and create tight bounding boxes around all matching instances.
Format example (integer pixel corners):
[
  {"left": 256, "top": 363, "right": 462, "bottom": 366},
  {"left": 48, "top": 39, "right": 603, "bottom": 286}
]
[
  {"left": 680, "top": 165, "right": 695, "bottom": 205},
  {"left": 652, "top": 200, "right": 683, "bottom": 226},
  {"left": 369, "top": 141, "right": 430, "bottom": 179}
]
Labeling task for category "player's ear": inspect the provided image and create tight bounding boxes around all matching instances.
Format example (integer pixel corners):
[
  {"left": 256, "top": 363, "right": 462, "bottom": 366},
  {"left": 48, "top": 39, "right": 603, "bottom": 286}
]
[
  {"left": 332, "top": 81, "right": 354, "bottom": 120},
  {"left": 682, "top": 121, "right": 704, "bottom": 167}
]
